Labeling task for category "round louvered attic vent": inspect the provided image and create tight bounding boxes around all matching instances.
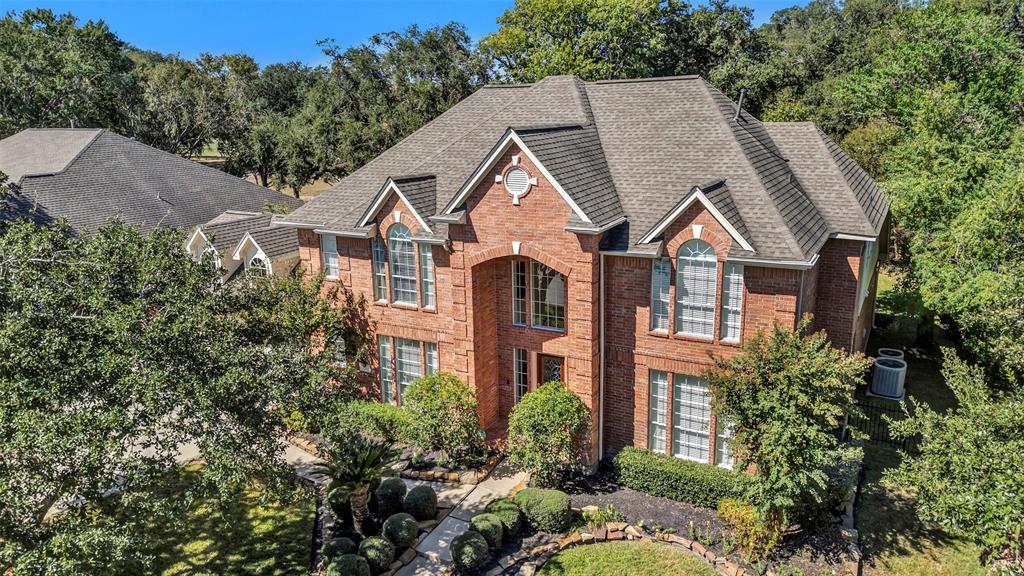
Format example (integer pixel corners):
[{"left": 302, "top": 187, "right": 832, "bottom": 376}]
[{"left": 504, "top": 167, "right": 530, "bottom": 195}]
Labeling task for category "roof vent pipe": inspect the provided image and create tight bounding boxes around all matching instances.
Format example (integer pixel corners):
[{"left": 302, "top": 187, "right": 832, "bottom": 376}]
[{"left": 734, "top": 88, "right": 747, "bottom": 123}]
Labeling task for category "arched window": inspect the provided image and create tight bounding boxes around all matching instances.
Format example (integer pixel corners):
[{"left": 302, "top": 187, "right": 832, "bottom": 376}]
[
  {"left": 675, "top": 239, "right": 717, "bottom": 337},
  {"left": 387, "top": 224, "right": 417, "bottom": 304},
  {"left": 246, "top": 254, "right": 271, "bottom": 277}
]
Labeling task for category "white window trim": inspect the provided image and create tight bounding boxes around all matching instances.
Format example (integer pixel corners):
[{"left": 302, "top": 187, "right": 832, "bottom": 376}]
[
  {"left": 530, "top": 261, "right": 566, "bottom": 332},
  {"left": 650, "top": 258, "right": 671, "bottom": 332},
  {"left": 675, "top": 240, "right": 718, "bottom": 339},
  {"left": 512, "top": 260, "right": 527, "bottom": 326},
  {"left": 321, "top": 233, "right": 339, "bottom": 279},
  {"left": 419, "top": 243, "right": 435, "bottom": 309},
  {"left": 720, "top": 262, "right": 744, "bottom": 342},
  {"left": 670, "top": 374, "right": 712, "bottom": 464},
  {"left": 387, "top": 224, "right": 418, "bottom": 306}
]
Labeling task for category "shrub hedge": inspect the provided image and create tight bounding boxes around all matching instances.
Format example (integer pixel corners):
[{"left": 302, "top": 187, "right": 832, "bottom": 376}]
[
  {"left": 469, "top": 513, "right": 504, "bottom": 550},
  {"left": 484, "top": 498, "right": 524, "bottom": 536},
  {"left": 322, "top": 537, "right": 357, "bottom": 562},
  {"left": 451, "top": 530, "right": 490, "bottom": 573},
  {"left": 403, "top": 373, "right": 485, "bottom": 464},
  {"left": 325, "top": 553, "right": 370, "bottom": 576},
  {"left": 357, "top": 536, "right": 395, "bottom": 575},
  {"left": 512, "top": 488, "right": 572, "bottom": 533},
  {"left": 613, "top": 446, "right": 744, "bottom": 508},
  {"left": 506, "top": 381, "right": 590, "bottom": 487},
  {"left": 382, "top": 512, "right": 419, "bottom": 549},
  {"left": 404, "top": 484, "right": 438, "bottom": 521},
  {"left": 340, "top": 400, "right": 414, "bottom": 444}
]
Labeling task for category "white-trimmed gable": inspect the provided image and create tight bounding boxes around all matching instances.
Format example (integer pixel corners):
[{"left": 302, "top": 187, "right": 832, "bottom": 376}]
[
  {"left": 639, "top": 186, "right": 755, "bottom": 252},
  {"left": 358, "top": 179, "right": 432, "bottom": 232}
]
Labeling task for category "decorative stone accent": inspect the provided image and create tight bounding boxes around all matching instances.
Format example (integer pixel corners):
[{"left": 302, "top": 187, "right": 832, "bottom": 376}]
[
  {"left": 625, "top": 526, "right": 641, "bottom": 538},
  {"left": 692, "top": 542, "right": 707, "bottom": 556},
  {"left": 593, "top": 526, "right": 607, "bottom": 541},
  {"left": 580, "top": 532, "right": 594, "bottom": 543},
  {"left": 607, "top": 530, "right": 623, "bottom": 540},
  {"left": 399, "top": 548, "right": 417, "bottom": 564},
  {"left": 557, "top": 533, "right": 581, "bottom": 549}
]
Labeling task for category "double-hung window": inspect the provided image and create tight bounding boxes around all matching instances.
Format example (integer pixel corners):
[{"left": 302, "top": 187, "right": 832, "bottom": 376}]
[
  {"left": 671, "top": 374, "right": 711, "bottom": 462},
  {"left": 531, "top": 262, "right": 566, "bottom": 330},
  {"left": 388, "top": 224, "right": 417, "bottom": 305},
  {"left": 650, "top": 258, "right": 671, "bottom": 331},
  {"left": 424, "top": 342, "right": 438, "bottom": 376},
  {"left": 419, "top": 244, "right": 435, "bottom": 308},
  {"left": 675, "top": 239, "right": 717, "bottom": 337},
  {"left": 395, "top": 337, "right": 422, "bottom": 401},
  {"left": 648, "top": 370, "right": 669, "bottom": 454},
  {"left": 512, "top": 261, "right": 528, "bottom": 325},
  {"left": 715, "top": 417, "right": 734, "bottom": 469},
  {"left": 720, "top": 263, "right": 744, "bottom": 341},
  {"left": 321, "top": 234, "right": 339, "bottom": 278},
  {"left": 379, "top": 337, "right": 437, "bottom": 405},
  {"left": 371, "top": 237, "right": 387, "bottom": 301},
  {"left": 379, "top": 336, "right": 394, "bottom": 404}
]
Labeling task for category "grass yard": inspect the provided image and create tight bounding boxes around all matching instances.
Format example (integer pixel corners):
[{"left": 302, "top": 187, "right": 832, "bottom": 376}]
[
  {"left": 119, "top": 466, "right": 315, "bottom": 576},
  {"left": 537, "top": 541, "right": 718, "bottom": 576},
  {"left": 856, "top": 274, "right": 986, "bottom": 575}
]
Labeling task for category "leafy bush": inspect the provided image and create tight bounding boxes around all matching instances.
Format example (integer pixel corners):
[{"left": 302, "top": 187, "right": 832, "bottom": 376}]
[
  {"left": 322, "top": 537, "right": 357, "bottom": 562},
  {"left": 375, "top": 476, "right": 407, "bottom": 518},
  {"left": 718, "top": 498, "right": 783, "bottom": 559},
  {"left": 451, "top": 530, "right": 490, "bottom": 573},
  {"left": 357, "top": 536, "right": 395, "bottom": 575},
  {"left": 507, "top": 381, "right": 591, "bottom": 487},
  {"left": 513, "top": 488, "right": 572, "bottom": 533},
  {"left": 325, "top": 553, "right": 370, "bottom": 576},
  {"left": 484, "top": 498, "right": 524, "bottom": 536},
  {"left": 403, "top": 485, "right": 438, "bottom": 521},
  {"left": 382, "top": 513, "right": 418, "bottom": 549},
  {"left": 469, "top": 513, "right": 504, "bottom": 550},
  {"left": 340, "top": 400, "right": 414, "bottom": 444},
  {"left": 613, "top": 446, "right": 744, "bottom": 508},
  {"left": 581, "top": 505, "right": 626, "bottom": 528},
  {"left": 403, "top": 373, "right": 485, "bottom": 463}
]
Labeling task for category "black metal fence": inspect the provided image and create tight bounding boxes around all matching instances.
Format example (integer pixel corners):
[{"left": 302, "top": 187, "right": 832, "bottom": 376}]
[{"left": 845, "top": 399, "right": 920, "bottom": 453}]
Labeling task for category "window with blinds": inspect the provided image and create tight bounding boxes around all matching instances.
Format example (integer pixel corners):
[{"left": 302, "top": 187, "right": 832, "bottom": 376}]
[
  {"left": 395, "top": 337, "right": 422, "bottom": 402},
  {"left": 424, "top": 342, "right": 438, "bottom": 375},
  {"left": 650, "top": 258, "right": 671, "bottom": 331},
  {"left": 321, "top": 234, "right": 339, "bottom": 278},
  {"left": 388, "top": 224, "right": 417, "bottom": 305},
  {"left": 675, "top": 239, "right": 717, "bottom": 337},
  {"left": 648, "top": 370, "right": 669, "bottom": 454},
  {"left": 671, "top": 374, "right": 711, "bottom": 462},
  {"left": 720, "top": 263, "right": 744, "bottom": 341},
  {"left": 371, "top": 237, "right": 387, "bottom": 301},
  {"left": 512, "top": 260, "right": 527, "bottom": 325},
  {"left": 419, "top": 244, "right": 435, "bottom": 308}
]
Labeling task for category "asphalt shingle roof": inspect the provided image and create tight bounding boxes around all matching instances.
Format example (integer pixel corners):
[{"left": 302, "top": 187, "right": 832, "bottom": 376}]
[
  {"left": 277, "top": 76, "right": 887, "bottom": 262},
  {"left": 200, "top": 212, "right": 271, "bottom": 253},
  {"left": 0, "top": 129, "right": 302, "bottom": 232}
]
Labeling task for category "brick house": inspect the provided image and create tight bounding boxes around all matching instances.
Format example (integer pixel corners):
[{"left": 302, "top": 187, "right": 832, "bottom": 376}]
[{"left": 273, "top": 76, "right": 888, "bottom": 466}]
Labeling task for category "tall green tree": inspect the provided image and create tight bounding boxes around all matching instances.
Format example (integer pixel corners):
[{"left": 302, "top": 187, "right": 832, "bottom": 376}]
[
  {"left": 705, "top": 317, "right": 869, "bottom": 527},
  {"left": 0, "top": 9, "right": 139, "bottom": 138},
  {"left": 888, "top": 351, "right": 1024, "bottom": 571},
  {"left": 0, "top": 219, "right": 368, "bottom": 572}
]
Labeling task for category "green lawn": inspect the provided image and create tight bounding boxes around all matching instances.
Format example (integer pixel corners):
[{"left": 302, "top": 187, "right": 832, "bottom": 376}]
[
  {"left": 537, "top": 541, "right": 718, "bottom": 576},
  {"left": 119, "top": 466, "right": 316, "bottom": 576},
  {"left": 857, "top": 282, "right": 987, "bottom": 576}
]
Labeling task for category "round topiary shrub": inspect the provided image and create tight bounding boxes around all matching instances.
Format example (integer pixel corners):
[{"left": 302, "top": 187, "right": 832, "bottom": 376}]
[
  {"left": 382, "top": 512, "right": 418, "bottom": 549},
  {"left": 357, "top": 536, "right": 395, "bottom": 575},
  {"left": 321, "top": 537, "right": 357, "bottom": 562},
  {"left": 375, "top": 476, "right": 407, "bottom": 517},
  {"left": 403, "top": 484, "right": 438, "bottom": 521},
  {"left": 325, "top": 553, "right": 370, "bottom": 576},
  {"left": 469, "top": 513, "right": 504, "bottom": 550},
  {"left": 451, "top": 530, "right": 490, "bottom": 574},
  {"left": 484, "top": 498, "right": 524, "bottom": 536},
  {"left": 507, "top": 382, "right": 591, "bottom": 487},
  {"left": 326, "top": 481, "right": 351, "bottom": 520},
  {"left": 512, "top": 488, "right": 572, "bottom": 533}
]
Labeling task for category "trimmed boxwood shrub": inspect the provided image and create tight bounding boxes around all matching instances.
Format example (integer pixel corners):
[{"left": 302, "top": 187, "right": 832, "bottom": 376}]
[
  {"left": 357, "top": 536, "right": 395, "bottom": 575},
  {"left": 382, "top": 512, "right": 418, "bottom": 549},
  {"left": 404, "top": 484, "right": 438, "bottom": 521},
  {"left": 613, "top": 446, "right": 745, "bottom": 508},
  {"left": 484, "top": 498, "right": 524, "bottom": 536},
  {"left": 375, "top": 476, "right": 407, "bottom": 517},
  {"left": 325, "top": 553, "right": 370, "bottom": 576},
  {"left": 338, "top": 400, "right": 414, "bottom": 444},
  {"left": 469, "top": 513, "right": 504, "bottom": 550},
  {"left": 403, "top": 373, "right": 485, "bottom": 463},
  {"left": 512, "top": 488, "right": 572, "bottom": 533},
  {"left": 451, "top": 530, "right": 490, "bottom": 573},
  {"left": 322, "top": 537, "right": 357, "bottom": 562}
]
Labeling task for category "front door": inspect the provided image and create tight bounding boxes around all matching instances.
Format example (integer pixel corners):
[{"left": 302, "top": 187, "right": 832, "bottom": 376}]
[{"left": 538, "top": 354, "right": 565, "bottom": 384}]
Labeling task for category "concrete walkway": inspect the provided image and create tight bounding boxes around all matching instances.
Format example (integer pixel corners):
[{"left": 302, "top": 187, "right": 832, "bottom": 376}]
[{"left": 398, "top": 459, "right": 528, "bottom": 574}]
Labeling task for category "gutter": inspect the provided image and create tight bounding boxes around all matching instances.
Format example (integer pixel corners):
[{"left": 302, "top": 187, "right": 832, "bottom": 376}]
[{"left": 564, "top": 216, "right": 627, "bottom": 235}]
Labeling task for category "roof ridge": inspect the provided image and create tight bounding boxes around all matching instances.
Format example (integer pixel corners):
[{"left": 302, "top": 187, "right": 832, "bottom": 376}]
[
  {"left": 14, "top": 128, "right": 105, "bottom": 184},
  {"left": 592, "top": 75, "right": 701, "bottom": 85}
]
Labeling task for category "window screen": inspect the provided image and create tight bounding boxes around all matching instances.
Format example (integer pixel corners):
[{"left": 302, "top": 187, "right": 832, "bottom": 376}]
[
  {"left": 671, "top": 374, "right": 711, "bottom": 462},
  {"left": 720, "top": 263, "right": 744, "bottom": 341},
  {"left": 648, "top": 370, "right": 669, "bottom": 454},
  {"left": 650, "top": 258, "right": 671, "bottom": 331}
]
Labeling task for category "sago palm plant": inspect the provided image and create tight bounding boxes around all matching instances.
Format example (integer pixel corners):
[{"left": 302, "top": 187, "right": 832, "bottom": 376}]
[{"left": 312, "top": 436, "right": 399, "bottom": 535}]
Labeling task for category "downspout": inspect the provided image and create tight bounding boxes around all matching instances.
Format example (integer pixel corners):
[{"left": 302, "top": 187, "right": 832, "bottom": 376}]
[
  {"left": 598, "top": 252, "right": 606, "bottom": 461},
  {"left": 796, "top": 269, "right": 806, "bottom": 327}
]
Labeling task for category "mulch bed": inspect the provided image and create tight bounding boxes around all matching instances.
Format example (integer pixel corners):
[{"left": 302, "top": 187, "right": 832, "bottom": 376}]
[{"left": 561, "top": 468, "right": 858, "bottom": 576}]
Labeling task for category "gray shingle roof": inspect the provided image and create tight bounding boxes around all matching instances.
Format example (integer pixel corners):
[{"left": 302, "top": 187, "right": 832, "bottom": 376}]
[
  {"left": 277, "top": 76, "right": 887, "bottom": 263},
  {"left": 200, "top": 212, "right": 272, "bottom": 253},
  {"left": 391, "top": 175, "right": 437, "bottom": 226},
  {"left": 248, "top": 226, "right": 299, "bottom": 258},
  {"left": 0, "top": 129, "right": 302, "bottom": 232}
]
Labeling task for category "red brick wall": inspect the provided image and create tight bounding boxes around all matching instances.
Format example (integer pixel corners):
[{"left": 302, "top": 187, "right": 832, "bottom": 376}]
[{"left": 810, "top": 239, "right": 864, "bottom": 352}]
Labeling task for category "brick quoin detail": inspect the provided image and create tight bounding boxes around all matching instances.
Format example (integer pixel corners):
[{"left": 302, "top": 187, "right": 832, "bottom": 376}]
[{"left": 296, "top": 143, "right": 872, "bottom": 464}]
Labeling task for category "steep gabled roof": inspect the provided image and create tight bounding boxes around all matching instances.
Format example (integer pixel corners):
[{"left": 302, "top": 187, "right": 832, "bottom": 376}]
[
  {"left": 0, "top": 129, "right": 302, "bottom": 232},
  {"left": 199, "top": 212, "right": 272, "bottom": 253},
  {"left": 277, "top": 76, "right": 887, "bottom": 264}
]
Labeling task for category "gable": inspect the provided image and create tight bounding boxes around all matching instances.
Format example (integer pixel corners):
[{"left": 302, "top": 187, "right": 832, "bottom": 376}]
[
  {"left": 639, "top": 183, "right": 754, "bottom": 253},
  {"left": 358, "top": 177, "right": 434, "bottom": 232}
]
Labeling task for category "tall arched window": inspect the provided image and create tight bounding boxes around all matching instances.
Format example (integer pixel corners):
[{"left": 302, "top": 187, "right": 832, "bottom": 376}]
[
  {"left": 387, "top": 224, "right": 417, "bottom": 304},
  {"left": 675, "top": 239, "right": 717, "bottom": 337}
]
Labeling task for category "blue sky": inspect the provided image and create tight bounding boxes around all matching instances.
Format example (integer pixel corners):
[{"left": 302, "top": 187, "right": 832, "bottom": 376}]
[{"left": 2, "top": 0, "right": 801, "bottom": 67}]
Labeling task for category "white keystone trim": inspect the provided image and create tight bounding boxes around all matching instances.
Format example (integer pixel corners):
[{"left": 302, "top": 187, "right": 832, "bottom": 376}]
[
  {"left": 638, "top": 186, "right": 754, "bottom": 252},
  {"left": 358, "top": 179, "right": 432, "bottom": 232},
  {"left": 692, "top": 224, "right": 704, "bottom": 240},
  {"left": 443, "top": 129, "right": 592, "bottom": 224},
  {"left": 512, "top": 241, "right": 521, "bottom": 255}
]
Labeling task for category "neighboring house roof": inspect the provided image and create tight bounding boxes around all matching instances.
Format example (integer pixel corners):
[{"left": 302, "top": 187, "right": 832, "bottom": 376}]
[
  {"left": 0, "top": 128, "right": 302, "bottom": 232},
  {"left": 189, "top": 210, "right": 300, "bottom": 279},
  {"left": 275, "top": 76, "right": 887, "bottom": 264},
  {"left": 198, "top": 211, "right": 273, "bottom": 254}
]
